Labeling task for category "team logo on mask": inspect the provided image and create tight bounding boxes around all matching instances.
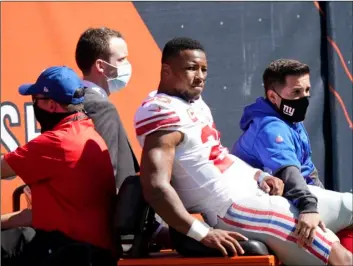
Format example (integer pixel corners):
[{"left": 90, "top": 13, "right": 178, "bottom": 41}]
[
  {"left": 282, "top": 105, "right": 295, "bottom": 116},
  {"left": 272, "top": 90, "right": 310, "bottom": 122}
]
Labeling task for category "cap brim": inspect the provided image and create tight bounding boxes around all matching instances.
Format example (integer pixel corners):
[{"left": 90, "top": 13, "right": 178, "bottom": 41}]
[{"left": 18, "top": 84, "right": 35, "bottom": 96}]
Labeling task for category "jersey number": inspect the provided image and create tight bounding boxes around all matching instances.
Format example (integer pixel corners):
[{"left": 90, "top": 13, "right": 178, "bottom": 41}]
[{"left": 201, "top": 124, "right": 234, "bottom": 173}]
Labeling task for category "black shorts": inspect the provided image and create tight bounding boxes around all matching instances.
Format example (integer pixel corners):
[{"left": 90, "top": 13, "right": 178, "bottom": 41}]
[{"left": 1, "top": 227, "right": 116, "bottom": 266}]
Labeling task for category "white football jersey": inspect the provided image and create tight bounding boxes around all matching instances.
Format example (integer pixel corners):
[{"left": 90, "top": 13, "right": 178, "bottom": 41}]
[{"left": 134, "top": 91, "right": 259, "bottom": 223}]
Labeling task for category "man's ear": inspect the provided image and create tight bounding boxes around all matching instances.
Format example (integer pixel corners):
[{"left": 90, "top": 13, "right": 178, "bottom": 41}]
[
  {"left": 47, "top": 99, "right": 58, "bottom": 113},
  {"left": 267, "top": 89, "right": 277, "bottom": 105},
  {"left": 95, "top": 59, "right": 105, "bottom": 74},
  {"left": 161, "top": 63, "right": 171, "bottom": 77}
]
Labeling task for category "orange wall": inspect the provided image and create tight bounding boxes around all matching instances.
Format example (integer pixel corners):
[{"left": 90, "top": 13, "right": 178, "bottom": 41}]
[{"left": 1, "top": 2, "right": 161, "bottom": 214}]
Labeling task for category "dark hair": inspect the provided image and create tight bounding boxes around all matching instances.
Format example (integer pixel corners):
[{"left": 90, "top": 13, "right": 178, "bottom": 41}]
[
  {"left": 161, "top": 37, "right": 205, "bottom": 63},
  {"left": 60, "top": 88, "right": 85, "bottom": 112},
  {"left": 73, "top": 88, "right": 85, "bottom": 99},
  {"left": 75, "top": 27, "right": 124, "bottom": 75},
  {"left": 263, "top": 59, "right": 310, "bottom": 94}
]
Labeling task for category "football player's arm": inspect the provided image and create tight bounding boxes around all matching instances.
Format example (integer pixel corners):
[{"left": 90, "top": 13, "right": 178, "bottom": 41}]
[
  {"left": 1, "top": 155, "right": 16, "bottom": 179},
  {"left": 140, "top": 130, "right": 196, "bottom": 235}
]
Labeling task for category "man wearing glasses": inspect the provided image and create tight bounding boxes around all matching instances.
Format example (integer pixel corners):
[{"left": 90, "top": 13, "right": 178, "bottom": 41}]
[{"left": 1, "top": 66, "right": 116, "bottom": 266}]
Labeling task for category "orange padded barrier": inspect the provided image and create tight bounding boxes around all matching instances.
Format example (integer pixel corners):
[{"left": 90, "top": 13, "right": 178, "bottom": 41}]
[{"left": 119, "top": 250, "right": 279, "bottom": 266}]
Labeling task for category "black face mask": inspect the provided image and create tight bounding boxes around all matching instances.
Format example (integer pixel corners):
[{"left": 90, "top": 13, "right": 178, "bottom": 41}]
[
  {"left": 33, "top": 103, "right": 74, "bottom": 133},
  {"left": 273, "top": 91, "right": 310, "bottom": 123}
]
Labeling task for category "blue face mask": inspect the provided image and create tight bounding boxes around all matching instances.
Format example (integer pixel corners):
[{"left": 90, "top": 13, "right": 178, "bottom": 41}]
[{"left": 102, "top": 61, "right": 132, "bottom": 93}]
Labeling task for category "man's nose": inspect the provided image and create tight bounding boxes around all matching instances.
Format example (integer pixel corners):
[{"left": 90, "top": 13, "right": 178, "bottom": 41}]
[{"left": 195, "top": 69, "right": 205, "bottom": 80}]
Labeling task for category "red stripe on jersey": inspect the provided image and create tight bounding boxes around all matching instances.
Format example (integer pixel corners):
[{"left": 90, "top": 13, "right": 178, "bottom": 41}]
[
  {"left": 135, "top": 111, "right": 176, "bottom": 126},
  {"left": 136, "top": 116, "right": 180, "bottom": 136},
  {"left": 141, "top": 98, "right": 155, "bottom": 107}
]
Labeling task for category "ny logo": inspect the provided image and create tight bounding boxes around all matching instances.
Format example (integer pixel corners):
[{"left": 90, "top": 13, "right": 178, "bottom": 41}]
[{"left": 283, "top": 105, "right": 294, "bottom": 116}]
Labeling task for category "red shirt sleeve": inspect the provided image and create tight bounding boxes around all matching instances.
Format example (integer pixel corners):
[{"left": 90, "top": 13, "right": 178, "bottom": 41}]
[{"left": 4, "top": 131, "right": 64, "bottom": 185}]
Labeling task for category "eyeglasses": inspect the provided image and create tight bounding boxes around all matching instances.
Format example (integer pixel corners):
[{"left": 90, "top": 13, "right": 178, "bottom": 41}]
[{"left": 32, "top": 96, "right": 50, "bottom": 104}]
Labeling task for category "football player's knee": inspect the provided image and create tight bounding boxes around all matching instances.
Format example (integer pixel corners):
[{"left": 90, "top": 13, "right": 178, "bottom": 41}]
[
  {"left": 329, "top": 241, "right": 353, "bottom": 266},
  {"left": 319, "top": 227, "right": 340, "bottom": 244},
  {"left": 341, "top": 192, "right": 353, "bottom": 225}
]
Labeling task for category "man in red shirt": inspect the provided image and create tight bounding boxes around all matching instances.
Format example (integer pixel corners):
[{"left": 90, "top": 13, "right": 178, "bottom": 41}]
[{"left": 1, "top": 66, "right": 116, "bottom": 265}]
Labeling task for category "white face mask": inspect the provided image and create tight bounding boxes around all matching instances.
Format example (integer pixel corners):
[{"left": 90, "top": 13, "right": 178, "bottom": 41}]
[{"left": 102, "top": 61, "right": 132, "bottom": 93}]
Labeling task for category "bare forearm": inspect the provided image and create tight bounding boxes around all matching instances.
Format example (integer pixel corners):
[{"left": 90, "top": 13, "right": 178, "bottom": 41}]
[
  {"left": 144, "top": 183, "right": 194, "bottom": 235},
  {"left": 1, "top": 155, "right": 17, "bottom": 179},
  {"left": 1, "top": 209, "right": 32, "bottom": 229},
  {"left": 140, "top": 131, "right": 196, "bottom": 234}
]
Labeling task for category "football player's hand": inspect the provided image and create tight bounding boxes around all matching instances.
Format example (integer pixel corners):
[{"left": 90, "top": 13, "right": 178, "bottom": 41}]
[
  {"left": 295, "top": 212, "right": 326, "bottom": 247},
  {"left": 200, "top": 229, "right": 248, "bottom": 257},
  {"left": 260, "top": 175, "right": 284, "bottom": 196}
]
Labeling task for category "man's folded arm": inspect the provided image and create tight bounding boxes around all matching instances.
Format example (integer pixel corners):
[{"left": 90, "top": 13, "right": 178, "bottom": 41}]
[
  {"left": 277, "top": 166, "right": 318, "bottom": 213},
  {"left": 254, "top": 126, "right": 318, "bottom": 213}
]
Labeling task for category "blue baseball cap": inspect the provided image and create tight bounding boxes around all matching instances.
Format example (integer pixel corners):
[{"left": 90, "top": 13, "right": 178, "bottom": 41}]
[{"left": 19, "top": 66, "right": 85, "bottom": 104}]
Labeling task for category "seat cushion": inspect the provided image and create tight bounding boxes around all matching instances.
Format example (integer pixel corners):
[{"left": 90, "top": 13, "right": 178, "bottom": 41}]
[{"left": 114, "top": 175, "right": 146, "bottom": 235}]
